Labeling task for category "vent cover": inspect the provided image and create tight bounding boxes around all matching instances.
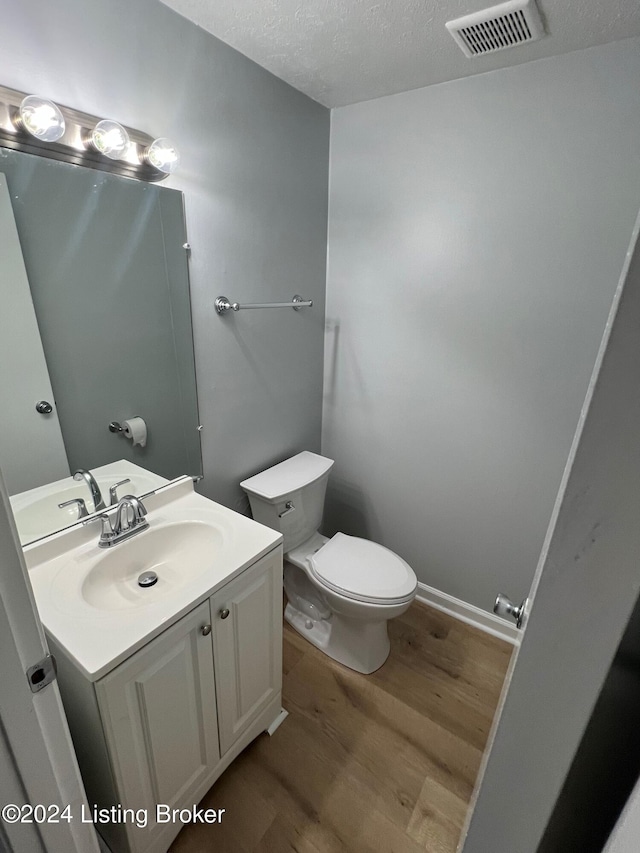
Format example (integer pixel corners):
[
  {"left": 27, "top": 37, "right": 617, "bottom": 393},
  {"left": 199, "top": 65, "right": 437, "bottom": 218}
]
[{"left": 446, "top": 0, "right": 545, "bottom": 58}]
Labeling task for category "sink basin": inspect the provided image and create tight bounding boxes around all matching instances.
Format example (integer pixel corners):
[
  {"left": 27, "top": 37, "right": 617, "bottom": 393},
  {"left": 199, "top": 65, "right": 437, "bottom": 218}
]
[{"left": 78, "top": 521, "right": 225, "bottom": 610}]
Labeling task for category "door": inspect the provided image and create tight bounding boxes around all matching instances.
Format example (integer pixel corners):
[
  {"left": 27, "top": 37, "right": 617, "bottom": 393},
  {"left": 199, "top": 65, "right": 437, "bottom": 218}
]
[
  {"left": 0, "top": 472, "right": 99, "bottom": 853},
  {"left": 460, "top": 211, "right": 640, "bottom": 852},
  {"left": 0, "top": 172, "right": 69, "bottom": 494},
  {"left": 96, "top": 600, "right": 220, "bottom": 853},
  {"left": 212, "top": 548, "right": 283, "bottom": 755}
]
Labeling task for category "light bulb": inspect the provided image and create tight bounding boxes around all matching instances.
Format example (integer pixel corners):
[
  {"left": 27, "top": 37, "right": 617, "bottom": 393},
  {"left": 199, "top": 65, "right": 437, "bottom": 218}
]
[
  {"left": 18, "top": 95, "right": 65, "bottom": 142},
  {"left": 90, "top": 120, "right": 130, "bottom": 160},
  {"left": 145, "top": 138, "right": 180, "bottom": 174}
]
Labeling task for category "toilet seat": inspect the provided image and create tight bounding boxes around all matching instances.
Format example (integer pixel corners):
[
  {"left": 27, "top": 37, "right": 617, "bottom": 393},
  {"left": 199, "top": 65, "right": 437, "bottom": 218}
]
[{"left": 309, "top": 532, "right": 417, "bottom": 605}]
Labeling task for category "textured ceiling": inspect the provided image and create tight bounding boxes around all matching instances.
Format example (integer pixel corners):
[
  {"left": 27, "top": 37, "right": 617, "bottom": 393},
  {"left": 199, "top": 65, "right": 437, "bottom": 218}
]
[{"left": 159, "top": 0, "right": 640, "bottom": 107}]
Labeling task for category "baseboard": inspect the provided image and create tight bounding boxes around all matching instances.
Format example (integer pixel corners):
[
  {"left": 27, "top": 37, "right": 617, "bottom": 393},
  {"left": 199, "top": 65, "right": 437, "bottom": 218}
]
[{"left": 415, "top": 582, "right": 520, "bottom": 646}]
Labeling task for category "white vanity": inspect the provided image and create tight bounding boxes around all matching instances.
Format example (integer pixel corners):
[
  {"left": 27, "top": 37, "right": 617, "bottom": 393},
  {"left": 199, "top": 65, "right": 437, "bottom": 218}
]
[{"left": 25, "top": 476, "right": 283, "bottom": 853}]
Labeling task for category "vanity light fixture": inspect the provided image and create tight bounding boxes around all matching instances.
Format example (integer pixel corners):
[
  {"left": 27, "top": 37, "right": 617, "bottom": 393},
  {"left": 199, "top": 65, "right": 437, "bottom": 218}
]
[
  {"left": 89, "top": 119, "right": 130, "bottom": 160},
  {"left": 15, "top": 95, "right": 65, "bottom": 142},
  {"left": 143, "top": 137, "right": 180, "bottom": 174},
  {"left": 0, "top": 84, "right": 178, "bottom": 182}
]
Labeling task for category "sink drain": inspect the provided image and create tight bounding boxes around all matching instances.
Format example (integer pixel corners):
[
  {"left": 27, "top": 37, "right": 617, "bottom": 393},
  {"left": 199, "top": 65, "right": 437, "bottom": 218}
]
[{"left": 138, "top": 571, "right": 158, "bottom": 588}]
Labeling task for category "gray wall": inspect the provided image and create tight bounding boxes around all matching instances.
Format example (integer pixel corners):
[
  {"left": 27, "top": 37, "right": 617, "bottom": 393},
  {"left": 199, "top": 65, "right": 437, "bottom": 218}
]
[
  {"left": 324, "top": 37, "right": 640, "bottom": 612},
  {"left": 0, "top": 0, "right": 329, "bottom": 512}
]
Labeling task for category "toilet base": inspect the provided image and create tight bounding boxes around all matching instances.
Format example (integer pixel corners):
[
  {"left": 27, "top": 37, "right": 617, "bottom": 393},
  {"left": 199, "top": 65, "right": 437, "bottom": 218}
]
[{"left": 284, "top": 601, "right": 391, "bottom": 674}]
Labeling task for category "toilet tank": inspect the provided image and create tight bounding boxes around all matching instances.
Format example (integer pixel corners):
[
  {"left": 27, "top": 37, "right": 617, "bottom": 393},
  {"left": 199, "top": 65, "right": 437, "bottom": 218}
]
[{"left": 240, "top": 451, "right": 334, "bottom": 552}]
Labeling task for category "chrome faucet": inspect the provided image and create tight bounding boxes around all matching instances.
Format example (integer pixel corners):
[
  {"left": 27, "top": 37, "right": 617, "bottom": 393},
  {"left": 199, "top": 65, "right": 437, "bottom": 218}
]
[
  {"left": 73, "top": 469, "right": 106, "bottom": 511},
  {"left": 113, "top": 495, "right": 147, "bottom": 535},
  {"left": 89, "top": 495, "right": 149, "bottom": 548}
]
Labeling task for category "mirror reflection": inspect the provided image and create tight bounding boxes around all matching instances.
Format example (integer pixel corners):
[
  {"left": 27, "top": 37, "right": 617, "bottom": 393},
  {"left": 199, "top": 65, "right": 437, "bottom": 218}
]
[{"left": 0, "top": 148, "right": 202, "bottom": 545}]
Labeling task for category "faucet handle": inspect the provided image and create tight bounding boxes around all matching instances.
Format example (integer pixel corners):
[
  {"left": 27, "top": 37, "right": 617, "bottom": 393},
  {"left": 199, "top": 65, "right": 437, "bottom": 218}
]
[
  {"left": 58, "top": 498, "right": 89, "bottom": 519},
  {"left": 82, "top": 513, "right": 115, "bottom": 541},
  {"left": 109, "top": 479, "right": 131, "bottom": 505}
]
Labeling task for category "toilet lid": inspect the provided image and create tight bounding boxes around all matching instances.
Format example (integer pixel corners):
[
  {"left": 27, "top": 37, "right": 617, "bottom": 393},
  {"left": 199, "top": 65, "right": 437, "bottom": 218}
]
[{"left": 309, "top": 533, "right": 417, "bottom": 603}]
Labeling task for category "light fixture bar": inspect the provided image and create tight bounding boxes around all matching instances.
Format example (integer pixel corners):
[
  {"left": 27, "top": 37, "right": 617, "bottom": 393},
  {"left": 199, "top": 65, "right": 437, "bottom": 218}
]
[{"left": 0, "top": 84, "right": 171, "bottom": 182}]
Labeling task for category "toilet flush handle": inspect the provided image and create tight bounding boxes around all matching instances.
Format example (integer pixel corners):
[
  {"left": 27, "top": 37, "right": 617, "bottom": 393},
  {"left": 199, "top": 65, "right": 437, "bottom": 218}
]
[{"left": 278, "top": 501, "right": 296, "bottom": 518}]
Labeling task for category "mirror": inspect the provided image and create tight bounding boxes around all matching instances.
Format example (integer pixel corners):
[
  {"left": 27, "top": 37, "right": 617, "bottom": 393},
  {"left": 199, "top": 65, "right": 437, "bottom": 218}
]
[{"left": 0, "top": 147, "right": 202, "bottom": 545}]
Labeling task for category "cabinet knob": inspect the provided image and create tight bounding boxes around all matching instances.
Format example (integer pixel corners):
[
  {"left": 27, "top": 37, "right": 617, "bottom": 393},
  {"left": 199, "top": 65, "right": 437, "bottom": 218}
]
[
  {"left": 220, "top": 608, "right": 230, "bottom": 620},
  {"left": 201, "top": 624, "right": 212, "bottom": 636}
]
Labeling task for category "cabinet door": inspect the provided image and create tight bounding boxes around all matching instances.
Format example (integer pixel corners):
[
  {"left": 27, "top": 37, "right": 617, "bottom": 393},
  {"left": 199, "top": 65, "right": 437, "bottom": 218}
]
[
  {"left": 96, "top": 601, "right": 219, "bottom": 853},
  {"left": 212, "top": 548, "right": 283, "bottom": 755}
]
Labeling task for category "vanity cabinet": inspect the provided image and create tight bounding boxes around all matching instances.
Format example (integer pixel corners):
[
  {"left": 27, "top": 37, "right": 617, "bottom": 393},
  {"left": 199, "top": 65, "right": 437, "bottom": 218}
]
[
  {"left": 212, "top": 553, "right": 282, "bottom": 755},
  {"left": 95, "top": 600, "right": 220, "bottom": 853},
  {"left": 50, "top": 545, "right": 283, "bottom": 853}
]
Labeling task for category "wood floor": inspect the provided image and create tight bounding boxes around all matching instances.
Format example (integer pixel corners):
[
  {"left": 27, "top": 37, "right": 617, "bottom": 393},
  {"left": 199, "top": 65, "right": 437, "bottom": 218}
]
[{"left": 170, "top": 601, "right": 512, "bottom": 853}]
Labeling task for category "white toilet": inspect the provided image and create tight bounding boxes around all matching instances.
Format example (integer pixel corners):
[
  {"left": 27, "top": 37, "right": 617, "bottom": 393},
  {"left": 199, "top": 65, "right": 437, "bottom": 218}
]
[{"left": 240, "top": 451, "right": 417, "bottom": 674}]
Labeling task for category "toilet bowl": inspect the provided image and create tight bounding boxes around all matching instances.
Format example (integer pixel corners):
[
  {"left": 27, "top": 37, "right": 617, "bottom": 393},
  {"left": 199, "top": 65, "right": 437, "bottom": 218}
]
[{"left": 240, "top": 452, "right": 417, "bottom": 674}]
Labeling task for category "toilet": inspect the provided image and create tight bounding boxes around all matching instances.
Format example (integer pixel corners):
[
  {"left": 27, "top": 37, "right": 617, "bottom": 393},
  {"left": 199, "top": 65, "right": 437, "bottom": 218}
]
[{"left": 240, "top": 451, "right": 417, "bottom": 674}]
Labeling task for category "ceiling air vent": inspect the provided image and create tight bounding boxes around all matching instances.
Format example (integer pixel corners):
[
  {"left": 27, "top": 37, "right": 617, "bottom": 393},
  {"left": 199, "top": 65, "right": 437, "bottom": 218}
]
[{"left": 446, "top": 0, "right": 545, "bottom": 58}]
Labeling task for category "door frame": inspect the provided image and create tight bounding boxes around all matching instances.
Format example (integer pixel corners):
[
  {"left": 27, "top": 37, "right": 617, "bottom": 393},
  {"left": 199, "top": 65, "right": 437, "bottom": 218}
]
[{"left": 0, "top": 472, "right": 99, "bottom": 853}]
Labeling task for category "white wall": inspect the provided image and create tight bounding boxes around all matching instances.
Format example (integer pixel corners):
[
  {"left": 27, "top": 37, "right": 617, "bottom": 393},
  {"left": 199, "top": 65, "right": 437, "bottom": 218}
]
[
  {"left": 323, "top": 37, "right": 640, "bottom": 612},
  {"left": 0, "top": 0, "right": 329, "bottom": 513}
]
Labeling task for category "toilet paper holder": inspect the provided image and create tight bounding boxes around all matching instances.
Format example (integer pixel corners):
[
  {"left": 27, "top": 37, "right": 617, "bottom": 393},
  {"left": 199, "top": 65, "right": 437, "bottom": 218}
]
[
  {"left": 109, "top": 418, "right": 147, "bottom": 448},
  {"left": 109, "top": 420, "right": 144, "bottom": 434}
]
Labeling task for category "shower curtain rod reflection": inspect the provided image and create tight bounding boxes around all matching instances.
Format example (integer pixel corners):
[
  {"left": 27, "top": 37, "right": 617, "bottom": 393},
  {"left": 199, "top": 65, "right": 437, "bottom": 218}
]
[{"left": 215, "top": 294, "right": 313, "bottom": 315}]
